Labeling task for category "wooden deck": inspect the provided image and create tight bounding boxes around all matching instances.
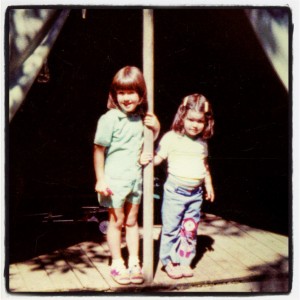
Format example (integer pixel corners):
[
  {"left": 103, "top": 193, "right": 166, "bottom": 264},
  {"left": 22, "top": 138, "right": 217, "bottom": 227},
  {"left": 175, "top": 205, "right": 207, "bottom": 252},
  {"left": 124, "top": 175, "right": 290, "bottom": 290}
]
[{"left": 7, "top": 213, "right": 289, "bottom": 293}]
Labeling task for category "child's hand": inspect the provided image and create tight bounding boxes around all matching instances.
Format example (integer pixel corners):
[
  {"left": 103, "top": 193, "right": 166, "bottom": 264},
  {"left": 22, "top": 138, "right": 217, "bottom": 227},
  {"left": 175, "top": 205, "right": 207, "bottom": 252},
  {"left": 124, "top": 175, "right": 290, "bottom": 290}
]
[
  {"left": 144, "top": 112, "right": 160, "bottom": 132},
  {"left": 140, "top": 152, "right": 153, "bottom": 166},
  {"left": 204, "top": 183, "right": 215, "bottom": 202},
  {"left": 95, "top": 181, "right": 114, "bottom": 196}
]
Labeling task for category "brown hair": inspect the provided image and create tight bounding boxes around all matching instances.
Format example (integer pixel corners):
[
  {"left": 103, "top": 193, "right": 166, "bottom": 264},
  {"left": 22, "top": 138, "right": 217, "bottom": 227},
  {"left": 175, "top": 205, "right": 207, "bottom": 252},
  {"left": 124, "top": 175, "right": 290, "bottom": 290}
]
[
  {"left": 107, "top": 66, "right": 148, "bottom": 115},
  {"left": 172, "top": 93, "right": 214, "bottom": 139}
]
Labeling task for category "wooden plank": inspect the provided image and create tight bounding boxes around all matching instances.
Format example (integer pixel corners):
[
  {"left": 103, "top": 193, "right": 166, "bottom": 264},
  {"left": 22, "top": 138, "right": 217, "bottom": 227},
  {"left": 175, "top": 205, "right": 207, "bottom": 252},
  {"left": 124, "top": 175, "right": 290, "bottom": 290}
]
[
  {"left": 59, "top": 244, "right": 109, "bottom": 291},
  {"left": 142, "top": 8, "right": 155, "bottom": 284},
  {"left": 267, "top": 231, "right": 289, "bottom": 244},
  {"left": 153, "top": 241, "right": 240, "bottom": 286},
  {"left": 225, "top": 229, "right": 288, "bottom": 269},
  {"left": 153, "top": 261, "right": 170, "bottom": 285},
  {"left": 9, "top": 264, "right": 28, "bottom": 292},
  {"left": 39, "top": 251, "right": 83, "bottom": 291},
  {"left": 199, "top": 214, "right": 288, "bottom": 263},
  {"left": 197, "top": 216, "right": 255, "bottom": 279},
  {"left": 153, "top": 235, "right": 233, "bottom": 285},
  {"left": 230, "top": 221, "right": 288, "bottom": 256},
  {"left": 79, "top": 241, "right": 119, "bottom": 290},
  {"left": 199, "top": 215, "right": 288, "bottom": 277},
  {"left": 193, "top": 248, "right": 238, "bottom": 282},
  {"left": 198, "top": 214, "right": 241, "bottom": 237},
  {"left": 205, "top": 237, "right": 252, "bottom": 278},
  {"left": 8, "top": 214, "right": 289, "bottom": 292},
  {"left": 174, "top": 279, "right": 289, "bottom": 292},
  {"left": 14, "top": 258, "right": 54, "bottom": 292},
  {"left": 201, "top": 213, "right": 288, "bottom": 245},
  {"left": 191, "top": 255, "right": 223, "bottom": 283},
  {"left": 153, "top": 214, "right": 260, "bottom": 285}
]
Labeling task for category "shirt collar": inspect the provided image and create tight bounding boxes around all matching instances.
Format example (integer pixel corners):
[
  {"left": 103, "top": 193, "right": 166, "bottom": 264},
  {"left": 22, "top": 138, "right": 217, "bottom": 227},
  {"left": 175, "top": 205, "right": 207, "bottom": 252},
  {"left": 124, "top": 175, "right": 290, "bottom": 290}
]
[{"left": 114, "top": 109, "right": 140, "bottom": 119}]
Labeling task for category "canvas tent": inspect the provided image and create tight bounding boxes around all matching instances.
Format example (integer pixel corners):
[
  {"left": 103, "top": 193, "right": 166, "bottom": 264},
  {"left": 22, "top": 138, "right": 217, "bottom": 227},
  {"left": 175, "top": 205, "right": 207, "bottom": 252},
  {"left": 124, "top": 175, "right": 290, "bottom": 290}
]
[
  {"left": 9, "top": 9, "right": 70, "bottom": 121},
  {"left": 8, "top": 8, "right": 289, "bottom": 123}
]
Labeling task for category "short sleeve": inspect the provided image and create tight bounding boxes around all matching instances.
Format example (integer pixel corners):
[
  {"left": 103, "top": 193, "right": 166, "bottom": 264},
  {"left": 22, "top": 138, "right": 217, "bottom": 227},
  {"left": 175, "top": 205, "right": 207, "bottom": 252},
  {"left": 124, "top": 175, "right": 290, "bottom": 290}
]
[
  {"left": 94, "top": 110, "right": 116, "bottom": 147},
  {"left": 156, "top": 132, "right": 172, "bottom": 159}
]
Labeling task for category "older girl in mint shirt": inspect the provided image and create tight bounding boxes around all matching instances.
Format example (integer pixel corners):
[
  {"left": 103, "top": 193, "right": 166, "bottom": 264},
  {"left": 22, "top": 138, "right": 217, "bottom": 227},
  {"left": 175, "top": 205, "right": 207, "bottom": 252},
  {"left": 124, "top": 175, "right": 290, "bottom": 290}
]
[{"left": 94, "top": 66, "right": 160, "bottom": 285}]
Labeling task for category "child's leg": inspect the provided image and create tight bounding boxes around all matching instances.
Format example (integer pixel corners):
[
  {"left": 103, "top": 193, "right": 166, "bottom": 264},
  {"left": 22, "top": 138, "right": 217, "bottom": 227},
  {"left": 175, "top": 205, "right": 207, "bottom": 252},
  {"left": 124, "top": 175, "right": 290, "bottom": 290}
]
[
  {"left": 124, "top": 202, "right": 144, "bottom": 283},
  {"left": 107, "top": 207, "right": 131, "bottom": 284},
  {"left": 178, "top": 192, "right": 203, "bottom": 277},
  {"left": 160, "top": 190, "right": 184, "bottom": 279},
  {"left": 124, "top": 203, "right": 140, "bottom": 259},
  {"left": 160, "top": 181, "right": 185, "bottom": 267},
  {"left": 107, "top": 207, "right": 125, "bottom": 259}
]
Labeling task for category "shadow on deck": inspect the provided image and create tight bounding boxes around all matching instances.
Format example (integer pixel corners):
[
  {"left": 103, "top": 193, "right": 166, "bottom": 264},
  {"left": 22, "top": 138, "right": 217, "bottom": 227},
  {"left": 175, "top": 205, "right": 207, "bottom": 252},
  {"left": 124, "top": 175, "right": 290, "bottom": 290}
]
[{"left": 7, "top": 213, "right": 290, "bottom": 294}]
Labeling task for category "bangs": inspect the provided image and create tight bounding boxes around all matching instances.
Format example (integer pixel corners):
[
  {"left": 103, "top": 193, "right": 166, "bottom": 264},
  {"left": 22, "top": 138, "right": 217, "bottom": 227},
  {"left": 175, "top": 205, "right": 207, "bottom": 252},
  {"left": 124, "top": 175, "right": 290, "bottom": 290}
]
[
  {"left": 110, "top": 66, "right": 146, "bottom": 97},
  {"left": 114, "top": 79, "right": 140, "bottom": 92}
]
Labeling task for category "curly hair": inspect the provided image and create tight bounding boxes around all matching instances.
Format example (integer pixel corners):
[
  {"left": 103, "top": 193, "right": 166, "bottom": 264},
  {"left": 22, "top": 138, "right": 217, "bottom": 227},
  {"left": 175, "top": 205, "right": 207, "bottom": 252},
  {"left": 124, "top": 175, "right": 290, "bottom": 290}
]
[
  {"left": 107, "top": 66, "right": 148, "bottom": 115},
  {"left": 172, "top": 93, "right": 214, "bottom": 139}
]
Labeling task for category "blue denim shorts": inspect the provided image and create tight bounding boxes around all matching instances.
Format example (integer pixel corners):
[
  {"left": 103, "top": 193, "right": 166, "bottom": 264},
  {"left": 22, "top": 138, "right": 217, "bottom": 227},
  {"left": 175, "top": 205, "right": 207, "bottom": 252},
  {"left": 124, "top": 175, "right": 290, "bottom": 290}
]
[{"left": 97, "top": 175, "right": 142, "bottom": 208}]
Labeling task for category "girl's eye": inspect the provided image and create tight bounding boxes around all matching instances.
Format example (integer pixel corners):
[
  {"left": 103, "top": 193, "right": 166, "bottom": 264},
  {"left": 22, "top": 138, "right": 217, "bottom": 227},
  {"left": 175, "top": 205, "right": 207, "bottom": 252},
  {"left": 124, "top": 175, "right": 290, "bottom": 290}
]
[
  {"left": 188, "top": 118, "right": 204, "bottom": 123},
  {"left": 118, "top": 90, "right": 134, "bottom": 95}
]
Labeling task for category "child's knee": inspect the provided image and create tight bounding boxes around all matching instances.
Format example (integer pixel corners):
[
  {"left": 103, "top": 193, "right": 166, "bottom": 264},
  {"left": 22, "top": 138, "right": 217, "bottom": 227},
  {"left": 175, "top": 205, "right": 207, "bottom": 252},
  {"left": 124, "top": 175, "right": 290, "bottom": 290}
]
[
  {"left": 125, "top": 216, "right": 137, "bottom": 227},
  {"left": 111, "top": 220, "right": 123, "bottom": 230},
  {"left": 110, "top": 214, "right": 125, "bottom": 229}
]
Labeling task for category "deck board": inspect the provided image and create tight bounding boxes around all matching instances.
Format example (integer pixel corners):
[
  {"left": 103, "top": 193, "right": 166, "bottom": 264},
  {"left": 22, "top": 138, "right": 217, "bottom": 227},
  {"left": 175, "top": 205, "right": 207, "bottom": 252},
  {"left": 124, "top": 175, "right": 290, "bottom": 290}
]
[
  {"left": 231, "top": 222, "right": 288, "bottom": 255},
  {"left": 14, "top": 258, "right": 55, "bottom": 292},
  {"left": 197, "top": 245, "right": 243, "bottom": 281},
  {"left": 9, "top": 264, "right": 28, "bottom": 292},
  {"left": 39, "top": 251, "right": 83, "bottom": 291},
  {"left": 7, "top": 213, "right": 289, "bottom": 293},
  {"left": 59, "top": 245, "right": 109, "bottom": 291},
  {"left": 78, "top": 241, "right": 119, "bottom": 290}
]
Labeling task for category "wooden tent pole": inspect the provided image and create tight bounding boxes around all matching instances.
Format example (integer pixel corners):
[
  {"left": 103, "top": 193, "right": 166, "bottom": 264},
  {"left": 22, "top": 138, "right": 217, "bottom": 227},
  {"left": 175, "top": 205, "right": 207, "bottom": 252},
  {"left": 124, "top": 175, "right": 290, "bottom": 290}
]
[{"left": 142, "top": 9, "right": 154, "bottom": 283}]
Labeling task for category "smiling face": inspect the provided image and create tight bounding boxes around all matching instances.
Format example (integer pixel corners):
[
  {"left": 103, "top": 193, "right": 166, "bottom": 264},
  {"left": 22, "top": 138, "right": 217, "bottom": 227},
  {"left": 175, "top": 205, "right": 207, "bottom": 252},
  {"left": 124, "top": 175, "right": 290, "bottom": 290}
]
[
  {"left": 183, "top": 110, "right": 205, "bottom": 138},
  {"left": 116, "top": 89, "right": 142, "bottom": 113}
]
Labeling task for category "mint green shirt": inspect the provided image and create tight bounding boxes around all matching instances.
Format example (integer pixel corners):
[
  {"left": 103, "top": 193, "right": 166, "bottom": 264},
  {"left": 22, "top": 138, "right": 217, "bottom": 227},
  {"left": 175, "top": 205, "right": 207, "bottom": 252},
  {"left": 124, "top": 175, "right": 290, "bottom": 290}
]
[{"left": 94, "top": 109, "right": 143, "bottom": 180}]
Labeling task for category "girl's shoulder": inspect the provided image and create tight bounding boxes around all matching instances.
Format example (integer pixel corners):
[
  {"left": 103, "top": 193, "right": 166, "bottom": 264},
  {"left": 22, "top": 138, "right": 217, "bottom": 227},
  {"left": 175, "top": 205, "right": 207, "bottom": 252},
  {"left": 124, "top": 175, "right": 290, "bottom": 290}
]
[
  {"left": 195, "top": 137, "right": 208, "bottom": 148},
  {"left": 168, "top": 130, "right": 185, "bottom": 139},
  {"left": 161, "top": 130, "right": 174, "bottom": 139},
  {"left": 101, "top": 108, "right": 126, "bottom": 120},
  {"left": 161, "top": 130, "right": 182, "bottom": 142}
]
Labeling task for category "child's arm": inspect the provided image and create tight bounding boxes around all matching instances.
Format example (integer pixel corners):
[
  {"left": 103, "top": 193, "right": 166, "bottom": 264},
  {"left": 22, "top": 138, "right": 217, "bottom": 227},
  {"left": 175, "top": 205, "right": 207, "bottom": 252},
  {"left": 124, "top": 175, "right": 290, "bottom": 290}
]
[
  {"left": 144, "top": 112, "right": 161, "bottom": 140},
  {"left": 204, "top": 158, "right": 215, "bottom": 202},
  {"left": 139, "top": 153, "right": 164, "bottom": 166},
  {"left": 153, "top": 154, "right": 164, "bottom": 166},
  {"left": 93, "top": 145, "right": 112, "bottom": 196}
]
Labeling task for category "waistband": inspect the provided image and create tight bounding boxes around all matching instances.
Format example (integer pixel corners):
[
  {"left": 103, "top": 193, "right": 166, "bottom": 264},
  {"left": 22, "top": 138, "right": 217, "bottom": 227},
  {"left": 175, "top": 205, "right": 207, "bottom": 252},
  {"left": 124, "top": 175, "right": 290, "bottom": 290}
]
[{"left": 168, "top": 174, "right": 204, "bottom": 188}]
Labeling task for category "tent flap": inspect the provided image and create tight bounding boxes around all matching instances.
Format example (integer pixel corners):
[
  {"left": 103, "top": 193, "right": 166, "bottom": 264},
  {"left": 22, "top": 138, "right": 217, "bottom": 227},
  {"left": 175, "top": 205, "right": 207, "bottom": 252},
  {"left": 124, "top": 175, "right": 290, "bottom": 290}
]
[{"left": 9, "top": 9, "right": 70, "bottom": 122}]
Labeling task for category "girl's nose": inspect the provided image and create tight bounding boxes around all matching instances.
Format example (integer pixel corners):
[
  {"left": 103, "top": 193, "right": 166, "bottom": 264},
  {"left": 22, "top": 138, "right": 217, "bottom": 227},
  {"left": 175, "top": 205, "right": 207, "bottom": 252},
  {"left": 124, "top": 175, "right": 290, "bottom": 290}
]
[{"left": 123, "top": 93, "right": 131, "bottom": 99}]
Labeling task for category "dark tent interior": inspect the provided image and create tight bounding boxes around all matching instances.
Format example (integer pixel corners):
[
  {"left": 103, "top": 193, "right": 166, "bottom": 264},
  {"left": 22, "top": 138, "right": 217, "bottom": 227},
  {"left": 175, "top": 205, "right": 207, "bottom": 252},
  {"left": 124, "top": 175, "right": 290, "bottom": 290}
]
[{"left": 8, "top": 8, "right": 290, "bottom": 256}]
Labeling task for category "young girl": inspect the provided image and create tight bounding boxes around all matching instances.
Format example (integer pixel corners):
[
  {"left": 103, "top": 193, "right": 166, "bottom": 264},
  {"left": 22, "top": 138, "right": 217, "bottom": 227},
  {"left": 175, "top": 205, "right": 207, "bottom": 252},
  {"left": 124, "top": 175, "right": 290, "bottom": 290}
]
[
  {"left": 141, "top": 93, "right": 215, "bottom": 279},
  {"left": 94, "top": 66, "right": 160, "bottom": 285}
]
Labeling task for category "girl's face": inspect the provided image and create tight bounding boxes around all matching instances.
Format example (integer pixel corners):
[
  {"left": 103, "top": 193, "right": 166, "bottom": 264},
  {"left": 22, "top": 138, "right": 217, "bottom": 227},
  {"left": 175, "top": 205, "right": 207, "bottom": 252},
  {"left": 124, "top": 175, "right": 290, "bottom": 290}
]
[
  {"left": 116, "top": 89, "right": 141, "bottom": 113},
  {"left": 183, "top": 110, "right": 205, "bottom": 138}
]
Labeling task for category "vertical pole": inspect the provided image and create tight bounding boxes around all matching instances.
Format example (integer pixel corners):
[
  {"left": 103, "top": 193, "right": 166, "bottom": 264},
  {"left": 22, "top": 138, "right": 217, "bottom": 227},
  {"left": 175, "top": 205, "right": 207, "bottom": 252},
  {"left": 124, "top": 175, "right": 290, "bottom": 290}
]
[{"left": 142, "top": 9, "right": 154, "bottom": 283}]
